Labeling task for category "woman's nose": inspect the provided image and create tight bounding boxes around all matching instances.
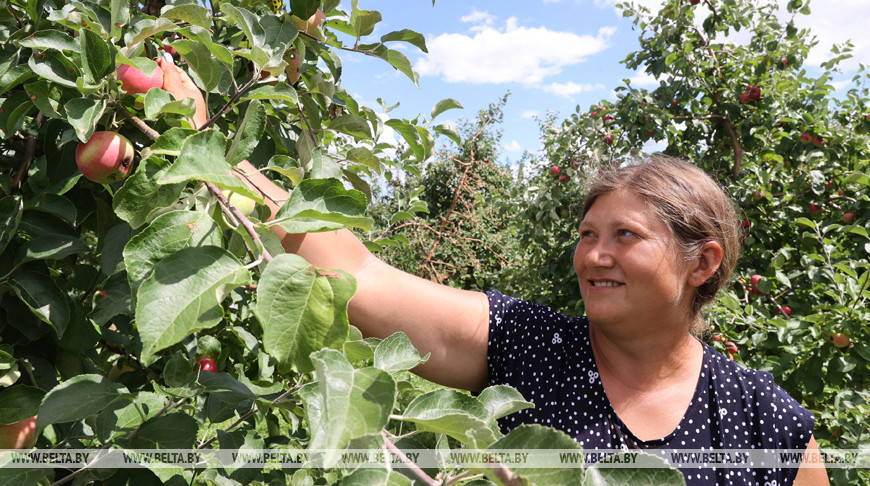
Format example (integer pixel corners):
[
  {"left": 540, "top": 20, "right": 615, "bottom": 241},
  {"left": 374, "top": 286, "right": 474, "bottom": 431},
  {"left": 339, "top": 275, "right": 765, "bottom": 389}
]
[{"left": 584, "top": 240, "right": 615, "bottom": 268}]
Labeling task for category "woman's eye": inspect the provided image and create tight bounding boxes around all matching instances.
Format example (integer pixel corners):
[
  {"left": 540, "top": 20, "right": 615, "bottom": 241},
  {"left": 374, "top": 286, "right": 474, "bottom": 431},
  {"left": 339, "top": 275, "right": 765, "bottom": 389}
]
[
  {"left": 617, "top": 229, "right": 635, "bottom": 237},
  {"left": 579, "top": 230, "right": 594, "bottom": 239}
]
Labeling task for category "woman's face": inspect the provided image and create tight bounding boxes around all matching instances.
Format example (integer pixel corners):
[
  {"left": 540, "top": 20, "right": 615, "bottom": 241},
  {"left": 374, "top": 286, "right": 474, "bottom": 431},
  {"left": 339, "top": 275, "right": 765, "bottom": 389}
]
[{"left": 573, "top": 189, "right": 695, "bottom": 327}]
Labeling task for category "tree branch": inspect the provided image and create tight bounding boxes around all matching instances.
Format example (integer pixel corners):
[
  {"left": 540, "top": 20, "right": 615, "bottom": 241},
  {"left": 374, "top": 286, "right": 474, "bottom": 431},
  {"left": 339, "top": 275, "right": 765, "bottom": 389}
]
[
  {"left": 204, "top": 181, "right": 272, "bottom": 263},
  {"left": 381, "top": 431, "right": 439, "bottom": 486},
  {"left": 114, "top": 101, "right": 159, "bottom": 141},
  {"left": 11, "top": 112, "right": 45, "bottom": 193},
  {"left": 198, "top": 72, "right": 259, "bottom": 131}
]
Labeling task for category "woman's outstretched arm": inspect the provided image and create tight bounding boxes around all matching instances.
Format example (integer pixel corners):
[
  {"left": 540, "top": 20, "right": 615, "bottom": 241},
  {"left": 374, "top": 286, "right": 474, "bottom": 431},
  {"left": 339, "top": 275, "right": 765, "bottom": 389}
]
[{"left": 235, "top": 160, "right": 491, "bottom": 391}]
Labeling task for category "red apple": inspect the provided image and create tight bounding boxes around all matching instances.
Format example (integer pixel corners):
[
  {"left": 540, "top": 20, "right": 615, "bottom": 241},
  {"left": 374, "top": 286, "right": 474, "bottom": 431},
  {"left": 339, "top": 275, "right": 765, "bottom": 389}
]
[
  {"left": 812, "top": 135, "right": 824, "bottom": 147},
  {"left": 829, "top": 333, "right": 849, "bottom": 348},
  {"left": 571, "top": 159, "right": 579, "bottom": 169},
  {"left": 775, "top": 305, "right": 791, "bottom": 317},
  {"left": 603, "top": 134, "right": 614, "bottom": 145},
  {"left": 725, "top": 341, "right": 738, "bottom": 354},
  {"left": 0, "top": 416, "right": 38, "bottom": 449},
  {"left": 842, "top": 213, "right": 854, "bottom": 224},
  {"left": 750, "top": 274, "right": 765, "bottom": 295},
  {"left": 809, "top": 202, "right": 821, "bottom": 214},
  {"left": 75, "top": 131, "right": 135, "bottom": 184},
  {"left": 196, "top": 358, "right": 217, "bottom": 373},
  {"left": 550, "top": 166, "right": 561, "bottom": 176},
  {"left": 781, "top": 57, "right": 789, "bottom": 67},
  {"left": 739, "top": 93, "right": 751, "bottom": 103},
  {"left": 711, "top": 334, "right": 723, "bottom": 342},
  {"left": 741, "top": 218, "right": 750, "bottom": 229},
  {"left": 799, "top": 133, "right": 812, "bottom": 144},
  {"left": 117, "top": 63, "right": 164, "bottom": 96},
  {"left": 558, "top": 174, "right": 569, "bottom": 183}
]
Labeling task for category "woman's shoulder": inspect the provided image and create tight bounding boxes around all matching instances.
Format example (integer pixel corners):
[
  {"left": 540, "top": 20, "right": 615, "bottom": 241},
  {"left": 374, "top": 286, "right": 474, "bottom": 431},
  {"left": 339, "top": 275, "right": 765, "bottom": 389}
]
[{"left": 485, "top": 290, "right": 585, "bottom": 327}]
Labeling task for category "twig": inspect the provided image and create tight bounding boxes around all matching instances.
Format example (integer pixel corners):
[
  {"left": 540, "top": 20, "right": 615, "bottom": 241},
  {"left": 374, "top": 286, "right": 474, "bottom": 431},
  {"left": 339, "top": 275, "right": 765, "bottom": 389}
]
[
  {"left": 381, "top": 431, "right": 439, "bottom": 486},
  {"left": 114, "top": 101, "right": 159, "bottom": 141},
  {"left": 79, "top": 270, "right": 104, "bottom": 304},
  {"left": 11, "top": 112, "right": 45, "bottom": 193},
  {"left": 204, "top": 182, "right": 272, "bottom": 263},
  {"left": 198, "top": 72, "right": 259, "bottom": 131},
  {"left": 8, "top": 2, "right": 22, "bottom": 28},
  {"left": 124, "top": 397, "right": 185, "bottom": 440}
]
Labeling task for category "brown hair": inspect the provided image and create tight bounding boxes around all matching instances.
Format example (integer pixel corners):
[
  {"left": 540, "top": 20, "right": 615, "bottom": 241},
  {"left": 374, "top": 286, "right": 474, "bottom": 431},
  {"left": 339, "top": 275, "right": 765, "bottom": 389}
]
[{"left": 581, "top": 155, "right": 740, "bottom": 336}]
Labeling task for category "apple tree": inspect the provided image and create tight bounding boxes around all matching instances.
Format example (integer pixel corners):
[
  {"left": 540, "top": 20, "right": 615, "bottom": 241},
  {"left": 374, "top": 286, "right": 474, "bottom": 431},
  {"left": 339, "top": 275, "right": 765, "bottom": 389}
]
[
  {"left": 519, "top": 0, "right": 869, "bottom": 484},
  {"left": 0, "top": 0, "right": 688, "bottom": 485}
]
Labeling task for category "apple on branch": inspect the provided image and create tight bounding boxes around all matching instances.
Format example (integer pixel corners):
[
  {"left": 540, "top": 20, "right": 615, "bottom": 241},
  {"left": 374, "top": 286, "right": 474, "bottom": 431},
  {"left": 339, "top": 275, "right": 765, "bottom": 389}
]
[
  {"left": 117, "top": 63, "right": 163, "bottom": 96},
  {"left": 75, "top": 131, "right": 135, "bottom": 184}
]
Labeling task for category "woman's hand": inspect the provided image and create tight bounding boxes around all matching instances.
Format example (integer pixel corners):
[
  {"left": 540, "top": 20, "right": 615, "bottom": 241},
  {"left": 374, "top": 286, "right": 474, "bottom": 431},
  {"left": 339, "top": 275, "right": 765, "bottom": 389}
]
[{"left": 157, "top": 57, "right": 208, "bottom": 128}]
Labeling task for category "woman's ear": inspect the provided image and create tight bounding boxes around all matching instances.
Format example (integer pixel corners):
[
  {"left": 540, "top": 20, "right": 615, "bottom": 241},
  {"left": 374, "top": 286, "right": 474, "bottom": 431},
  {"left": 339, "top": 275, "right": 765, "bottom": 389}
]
[{"left": 688, "top": 241, "right": 723, "bottom": 287}]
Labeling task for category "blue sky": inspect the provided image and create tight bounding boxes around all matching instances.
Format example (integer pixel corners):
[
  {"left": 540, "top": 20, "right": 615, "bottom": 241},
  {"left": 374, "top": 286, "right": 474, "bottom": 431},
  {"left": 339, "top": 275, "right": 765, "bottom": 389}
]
[{"left": 334, "top": 0, "right": 870, "bottom": 166}]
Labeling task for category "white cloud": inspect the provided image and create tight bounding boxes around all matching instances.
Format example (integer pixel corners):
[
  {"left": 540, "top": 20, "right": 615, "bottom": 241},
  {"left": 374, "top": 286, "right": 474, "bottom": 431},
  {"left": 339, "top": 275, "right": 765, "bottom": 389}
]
[
  {"left": 415, "top": 15, "right": 616, "bottom": 85},
  {"left": 542, "top": 82, "right": 606, "bottom": 98},
  {"left": 502, "top": 140, "right": 523, "bottom": 152},
  {"left": 460, "top": 9, "right": 495, "bottom": 31},
  {"left": 626, "top": 71, "right": 657, "bottom": 87},
  {"left": 522, "top": 110, "right": 541, "bottom": 119}
]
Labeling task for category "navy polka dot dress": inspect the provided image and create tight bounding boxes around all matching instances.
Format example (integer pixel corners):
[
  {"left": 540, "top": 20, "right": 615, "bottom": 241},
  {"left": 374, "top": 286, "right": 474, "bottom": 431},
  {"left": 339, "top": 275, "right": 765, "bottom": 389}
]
[{"left": 486, "top": 291, "right": 815, "bottom": 486}]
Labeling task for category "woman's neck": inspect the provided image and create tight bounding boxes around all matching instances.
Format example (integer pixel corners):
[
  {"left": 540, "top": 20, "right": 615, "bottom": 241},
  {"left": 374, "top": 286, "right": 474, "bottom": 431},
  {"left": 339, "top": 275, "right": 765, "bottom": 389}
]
[{"left": 589, "top": 319, "right": 702, "bottom": 393}]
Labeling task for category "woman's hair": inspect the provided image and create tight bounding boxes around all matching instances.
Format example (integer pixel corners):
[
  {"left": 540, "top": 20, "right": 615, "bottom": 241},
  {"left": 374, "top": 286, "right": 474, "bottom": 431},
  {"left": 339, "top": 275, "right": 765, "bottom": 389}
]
[{"left": 581, "top": 155, "right": 740, "bottom": 336}]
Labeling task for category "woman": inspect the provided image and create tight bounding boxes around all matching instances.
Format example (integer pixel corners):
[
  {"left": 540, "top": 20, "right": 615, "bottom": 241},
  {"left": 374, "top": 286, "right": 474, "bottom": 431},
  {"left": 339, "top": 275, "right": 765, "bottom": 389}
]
[{"left": 161, "top": 63, "right": 827, "bottom": 485}]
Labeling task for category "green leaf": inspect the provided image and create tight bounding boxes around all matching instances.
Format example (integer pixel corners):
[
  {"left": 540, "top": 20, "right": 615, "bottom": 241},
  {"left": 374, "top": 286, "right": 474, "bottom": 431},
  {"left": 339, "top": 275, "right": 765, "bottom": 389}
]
[
  {"left": 227, "top": 100, "right": 267, "bottom": 164},
  {"left": 89, "top": 271, "right": 134, "bottom": 326},
  {"left": 345, "top": 147, "right": 382, "bottom": 174},
  {"left": 112, "top": 158, "right": 187, "bottom": 229},
  {"left": 481, "top": 424, "right": 584, "bottom": 485},
  {"left": 17, "top": 30, "right": 80, "bottom": 54},
  {"left": 350, "top": 1, "right": 382, "bottom": 38},
  {"left": 431, "top": 98, "right": 462, "bottom": 120},
  {"left": 220, "top": 4, "right": 266, "bottom": 48},
  {"left": 136, "top": 246, "right": 251, "bottom": 364},
  {"left": 478, "top": 385, "right": 534, "bottom": 421},
  {"left": 272, "top": 178, "right": 372, "bottom": 233},
  {"left": 110, "top": 0, "right": 130, "bottom": 37},
  {"left": 381, "top": 29, "right": 428, "bottom": 53},
  {"left": 159, "top": 130, "right": 262, "bottom": 202},
  {"left": 307, "top": 349, "right": 396, "bottom": 467},
  {"left": 28, "top": 55, "right": 76, "bottom": 88},
  {"left": 63, "top": 97, "right": 107, "bottom": 143},
  {"left": 197, "top": 372, "right": 255, "bottom": 403},
  {"left": 123, "top": 210, "right": 222, "bottom": 294},
  {"left": 176, "top": 26, "right": 235, "bottom": 71},
  {"left": 36, "top": 374, "right": 121, "bottom": 428},
  {"left": 148, "top": 128, "right": 198, "bottom": 157},
  {"left": 0, "top": 65, "right": 38, "bottom": 96},
  {"left": 240, "top": 83, "right": 299, "bottom": 105},
  {"left": 365, "top": 45, "right": 419, "bottom": 87},
  {"left": 0, "top": 386, "right": 45, "bottom": 424},
  {"left": 397, "top": 389, "right": 500, "bottom": 447},
  {"left": 8, "top": 271, "right": 70, "bottom": 338},
  {"left": 255, "top": 254, "right": 355, "bottom": 372},
  {"left": 0, "top": 196, "right": 23, "bottom": 254},
  {"left": 17, "top": 235, "right": 89, "bottom": 263},
  {"left": 143, "top": 87, "right": 174, "bottom": 119},
  {"left": 131, "top": 413, "right": 199, "bottom": 449},
  {"left": 386, "top": 119, "right": 423, "bottom": 160},
  {"left": 79, "top": 28, "right": 115, "bottom": 85},
  {"left": 162, "top": 4, "right": 211, "bottom": 29},
  {"left": 434, "top": 123, "right": 461, "bottom": 144},
  {"left": 171, "top": 41, "right": 223, "bottom": 93},
  {"left": 329, "top": 113, "right": 372, "bottom": 139},
  {"left": 289, "top": 0, "right": 320, "bottom": 19},
  {"left": 373, "top": 332, "right": 429, "bottom": 373}
]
